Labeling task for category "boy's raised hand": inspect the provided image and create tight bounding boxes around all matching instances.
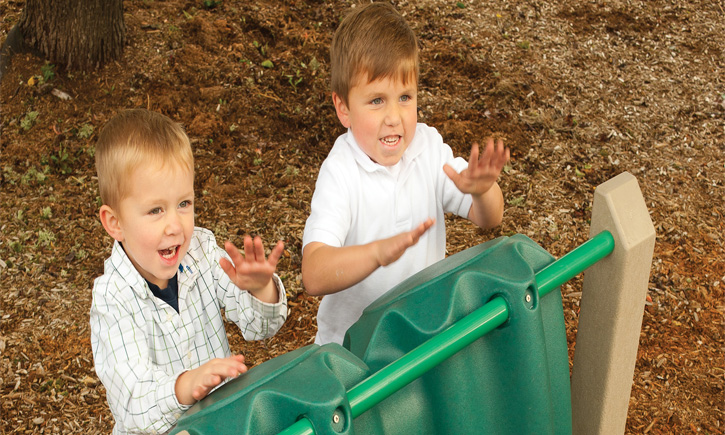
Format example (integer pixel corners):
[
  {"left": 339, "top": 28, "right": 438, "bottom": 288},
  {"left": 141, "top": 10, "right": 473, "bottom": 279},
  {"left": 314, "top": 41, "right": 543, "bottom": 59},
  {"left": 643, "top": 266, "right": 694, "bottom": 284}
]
[
  {"left": 302, "top": 218, "right": 435, "bottom": 296},
  {"left": 220, "top": 235, "right": 284, "bottom": 301},
  {"left": 374, "top": 218, "right": 435, "bottom": 267},
  {"left": 443, "top": 138, "right": 510, "bottom": 197},
  {"left": 175, "top": 354, "right": 248, "bottom": 405}
]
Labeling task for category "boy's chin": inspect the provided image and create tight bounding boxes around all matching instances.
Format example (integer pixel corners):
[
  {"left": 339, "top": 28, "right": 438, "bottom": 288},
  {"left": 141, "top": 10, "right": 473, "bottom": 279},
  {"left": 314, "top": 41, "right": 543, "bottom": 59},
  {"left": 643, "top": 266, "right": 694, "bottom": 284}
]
[{"left": 375, "top": 155, "right": 404, "bottom": 166}]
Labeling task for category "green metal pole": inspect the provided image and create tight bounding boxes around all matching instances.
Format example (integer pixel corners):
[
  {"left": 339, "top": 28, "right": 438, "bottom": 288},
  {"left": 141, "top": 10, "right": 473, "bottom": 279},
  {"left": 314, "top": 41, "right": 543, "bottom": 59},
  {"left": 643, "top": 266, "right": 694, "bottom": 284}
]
[
  {"left": 277, "top": 419, "right": 314, "bottom": 435},
  {"left": 536, "top": 230, "right": 614, "bottom": 297},
  {"left": 279, "top": 231, "right": 615, "bottom": 435}
]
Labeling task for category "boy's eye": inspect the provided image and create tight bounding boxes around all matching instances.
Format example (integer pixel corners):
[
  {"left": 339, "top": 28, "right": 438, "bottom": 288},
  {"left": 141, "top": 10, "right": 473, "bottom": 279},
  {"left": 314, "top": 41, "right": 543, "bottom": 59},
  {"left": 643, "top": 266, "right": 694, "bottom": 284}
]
[
  {"left": 371, "top": 97, "right": 383, "bottom": 105},
  {"left": 400, "top": 95, "right": 411, "bottom": 102},
  {"left": 149, "top": 207, "right": 162, "bottom": 215},
  {"left": 179, "top": 200, "right": 192, "bottom": 208}
]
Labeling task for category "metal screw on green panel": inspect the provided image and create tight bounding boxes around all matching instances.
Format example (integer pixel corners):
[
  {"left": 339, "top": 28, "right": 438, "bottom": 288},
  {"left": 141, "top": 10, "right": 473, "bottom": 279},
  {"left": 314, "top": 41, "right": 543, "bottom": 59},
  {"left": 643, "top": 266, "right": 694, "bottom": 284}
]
[
  {"left": 333, "top": 414, "right": 340, "bottom": 424},
  {"left": 525, "top": 294, "right": 532, "bottom": 303}
]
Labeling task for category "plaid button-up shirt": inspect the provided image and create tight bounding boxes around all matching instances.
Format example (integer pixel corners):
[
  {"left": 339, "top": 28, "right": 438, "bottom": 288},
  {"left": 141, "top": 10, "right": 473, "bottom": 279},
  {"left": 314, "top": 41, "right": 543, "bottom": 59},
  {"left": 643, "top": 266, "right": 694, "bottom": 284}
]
[{"left": 90, "top": 227, "right": 287, "bottom": 434}]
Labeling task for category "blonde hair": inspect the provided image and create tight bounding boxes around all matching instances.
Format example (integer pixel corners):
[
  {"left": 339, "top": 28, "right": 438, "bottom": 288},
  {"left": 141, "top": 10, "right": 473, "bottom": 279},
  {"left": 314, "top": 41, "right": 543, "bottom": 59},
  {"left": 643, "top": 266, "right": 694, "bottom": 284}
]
[
  {"left": 331, "top": 2, "right": 419, "bottom": 106},
  {"left": 95, "top": 109, "right": 194, "bottom": 209}
]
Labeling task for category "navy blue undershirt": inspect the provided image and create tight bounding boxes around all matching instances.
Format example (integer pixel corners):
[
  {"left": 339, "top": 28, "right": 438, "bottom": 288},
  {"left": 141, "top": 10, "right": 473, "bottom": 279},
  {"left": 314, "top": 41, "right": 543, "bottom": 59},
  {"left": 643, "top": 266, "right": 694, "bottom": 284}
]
[{"left": 146, "top": 274, "right": 180, "bottom": 313}]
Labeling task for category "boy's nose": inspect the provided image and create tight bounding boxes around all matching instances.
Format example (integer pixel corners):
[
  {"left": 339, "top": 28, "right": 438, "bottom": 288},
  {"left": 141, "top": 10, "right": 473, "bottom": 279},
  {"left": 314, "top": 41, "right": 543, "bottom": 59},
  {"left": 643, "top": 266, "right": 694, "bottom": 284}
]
[
  {"left": 164, "top": 212, "right": 183, "bottom": 235},
  {"left": 384, "top": 105, "right": 402, "bottom": 126}
]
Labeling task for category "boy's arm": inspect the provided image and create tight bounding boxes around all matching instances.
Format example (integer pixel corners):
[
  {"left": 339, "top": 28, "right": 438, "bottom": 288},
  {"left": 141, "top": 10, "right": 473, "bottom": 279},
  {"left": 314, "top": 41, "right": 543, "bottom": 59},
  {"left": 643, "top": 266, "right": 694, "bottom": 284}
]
[
  {"left": 93, "top": 286, "right": 248, "bottom": 412},
  {"left": 468, "top": 181, "right": 504, "bottom": 229},
  {"left": 443, "top": 138, "right": 510, "bottom": 230},
  {"left": 210, "top": 232, "right": 287, "bottom": 340},
  {"left": 302, "top": 218, "right": 434, "bottom": 296},
  {"left": 91, "top": 286, "right": 191, "bottom": 433}
]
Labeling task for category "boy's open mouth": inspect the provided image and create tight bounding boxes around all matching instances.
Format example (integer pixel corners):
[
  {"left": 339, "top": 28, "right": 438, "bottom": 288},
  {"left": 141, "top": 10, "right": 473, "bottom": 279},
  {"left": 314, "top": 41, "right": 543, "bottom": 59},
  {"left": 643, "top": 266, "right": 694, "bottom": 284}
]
[
  {"left": 380, "top": 135, "right": 401, "bottom": 147},
  {"left": 159, "top": 245, "right": 178, "bottom": 259}
]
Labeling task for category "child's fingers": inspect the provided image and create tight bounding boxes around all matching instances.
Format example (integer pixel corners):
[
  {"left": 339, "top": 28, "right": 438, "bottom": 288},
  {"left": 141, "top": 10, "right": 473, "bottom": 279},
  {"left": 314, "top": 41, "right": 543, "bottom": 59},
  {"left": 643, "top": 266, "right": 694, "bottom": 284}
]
[
  {"left": 468, "top": 142, "right": 480, "bottom": 173},
  {"left": 224, "top": 241, "right": 244, "bottom": 265},
  {"left": 490, "top": 144, "right": 510, "bottom": 172},
  {"left": 478, "top": 138, "right": 496, "bottom": 168},
  {"left": 267, "top": 240, "right": 285, "bottom": 267},
  {"left": 219, "top": 257, "right": 235, "bottom": 279},
  {"left": 243, "top": 235, "right": 255, "bottom": 261},
  {"left": 443, "top": 163, "right": 462, "bottom": 185},
  {"left": 206, "top": 373, "right": 223, "bottom": 387},
  {"left": 476, "top": 139, "right": 508, "bottom": 175},
  {"left": 208, "top": 358, "right": 247, "bottom": 382},
  {"left": 253, "top": 236, "right": 266, "bottom": 262},
  {"left": 495, "top": 139, "right": 508, "bottom": 161},
  {"left": 220, "top": 363, "right": 246, "bottom": 378},
  {"left": 192, "top": 374, "right": 220, "bottom": 400},
  {"left": 501, "top": 146, "right": 511, "bottom": 166},
  {"left": 192, "top": 385, "right": 209, "bottom": 401},
  {"left": 411, "top": 218, "right": 434, "bottom": 241}
]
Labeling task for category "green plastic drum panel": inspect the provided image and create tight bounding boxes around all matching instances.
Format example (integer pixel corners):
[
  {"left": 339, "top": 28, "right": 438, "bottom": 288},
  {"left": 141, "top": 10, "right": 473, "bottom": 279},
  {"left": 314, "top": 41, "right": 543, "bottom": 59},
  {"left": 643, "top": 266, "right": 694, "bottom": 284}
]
[
  {"left": 169, "top": 343, "right": 370, "bottom": 435},
  {"left": 170, "top": 234, "right": 572, "bottom": 435},
  {"left": 344, "top": 234, "right": 572, "bottom": 434}
]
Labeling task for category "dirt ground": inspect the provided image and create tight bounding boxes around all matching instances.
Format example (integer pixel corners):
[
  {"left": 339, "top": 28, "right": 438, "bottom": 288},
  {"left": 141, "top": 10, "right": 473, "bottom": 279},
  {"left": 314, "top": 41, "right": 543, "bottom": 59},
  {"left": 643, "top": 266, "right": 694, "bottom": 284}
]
[{"left": 0, "top": 0, "right": 723, "bottom": 433}]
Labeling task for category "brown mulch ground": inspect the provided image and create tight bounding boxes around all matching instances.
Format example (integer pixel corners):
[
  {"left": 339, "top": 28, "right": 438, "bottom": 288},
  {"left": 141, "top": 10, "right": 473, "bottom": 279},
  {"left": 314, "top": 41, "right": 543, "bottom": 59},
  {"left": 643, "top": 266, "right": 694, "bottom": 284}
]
[{"left": 0, "top": 1, "right": 723, "bottom": 433}]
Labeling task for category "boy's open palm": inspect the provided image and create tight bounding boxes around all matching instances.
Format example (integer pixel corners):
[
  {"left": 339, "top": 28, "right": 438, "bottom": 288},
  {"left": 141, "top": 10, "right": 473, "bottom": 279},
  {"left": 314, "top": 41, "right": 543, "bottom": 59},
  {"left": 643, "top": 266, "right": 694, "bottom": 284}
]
[
  {"left": 220, "top": 236, "right": 284, "bottom": 294},
  {"left": 375, "top": 218, "right": 434, "bottom": 267},
  {"left": 443, "top": 138, "right": 510, "bottom": 197}
]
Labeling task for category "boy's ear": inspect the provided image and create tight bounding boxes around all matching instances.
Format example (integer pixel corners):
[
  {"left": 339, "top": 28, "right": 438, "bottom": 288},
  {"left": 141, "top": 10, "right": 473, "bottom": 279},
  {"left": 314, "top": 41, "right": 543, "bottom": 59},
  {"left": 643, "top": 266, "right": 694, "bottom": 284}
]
[
  {"left": 99, "top": 205, "right": 124, "bottom": 242},
  {"left": 332, "top": 92, "right": 351, "bottom": 128}
]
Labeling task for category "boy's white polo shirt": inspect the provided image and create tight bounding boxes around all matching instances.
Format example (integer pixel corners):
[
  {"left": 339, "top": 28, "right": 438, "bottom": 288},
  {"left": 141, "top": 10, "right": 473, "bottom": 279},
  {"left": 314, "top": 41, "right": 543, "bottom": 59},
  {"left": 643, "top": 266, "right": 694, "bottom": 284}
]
[{"left": 303, "top": 123, "right": 472, "bottom": 345}]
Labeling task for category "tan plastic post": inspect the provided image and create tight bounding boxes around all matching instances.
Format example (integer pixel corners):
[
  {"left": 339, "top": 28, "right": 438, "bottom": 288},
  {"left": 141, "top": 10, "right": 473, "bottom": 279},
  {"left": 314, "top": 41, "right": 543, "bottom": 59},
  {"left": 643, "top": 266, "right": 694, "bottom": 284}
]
[{"left": 570, "top": 172, "right": 656, "bottom": 435}]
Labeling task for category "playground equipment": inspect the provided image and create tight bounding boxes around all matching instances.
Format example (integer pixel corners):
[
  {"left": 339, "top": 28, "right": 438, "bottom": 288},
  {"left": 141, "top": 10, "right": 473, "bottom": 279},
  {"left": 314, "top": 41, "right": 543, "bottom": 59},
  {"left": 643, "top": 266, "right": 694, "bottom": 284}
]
[{"left": 170, "top": 172, "right": 655, "bottom": 435}]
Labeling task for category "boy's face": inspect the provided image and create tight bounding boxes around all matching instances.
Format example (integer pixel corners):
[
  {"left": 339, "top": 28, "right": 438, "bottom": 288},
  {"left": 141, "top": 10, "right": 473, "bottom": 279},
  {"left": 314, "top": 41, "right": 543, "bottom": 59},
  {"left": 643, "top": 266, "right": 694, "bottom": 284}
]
[
  {"left": 101, "top": 162, "right": 195, "bottom": 289},
  {"left": 333, "top": 74, "right": 417, "bottom": 166}
]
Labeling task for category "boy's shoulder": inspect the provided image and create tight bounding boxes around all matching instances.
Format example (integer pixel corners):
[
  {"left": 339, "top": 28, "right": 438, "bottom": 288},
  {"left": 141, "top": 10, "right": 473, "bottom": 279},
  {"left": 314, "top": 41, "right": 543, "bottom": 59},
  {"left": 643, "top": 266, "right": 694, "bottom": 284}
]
[
  {"left": 315, "top": 132, "right": 364, "bottom": 180},
  {"left": 412, "top": 122, "right": 445, "bottom": 148},
  {"left": 188, "top": 226, "right": 216, "bottom": 249},
  {"left": 324, "top": 131, "right": 358, "bottom": 161}
]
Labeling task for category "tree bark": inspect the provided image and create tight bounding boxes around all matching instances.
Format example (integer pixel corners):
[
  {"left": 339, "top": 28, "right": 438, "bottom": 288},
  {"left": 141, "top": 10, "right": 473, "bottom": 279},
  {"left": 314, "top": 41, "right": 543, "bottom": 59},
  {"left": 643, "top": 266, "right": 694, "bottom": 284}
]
[{"left": 16, "top": 0, "right": 125, "bottom": 71}]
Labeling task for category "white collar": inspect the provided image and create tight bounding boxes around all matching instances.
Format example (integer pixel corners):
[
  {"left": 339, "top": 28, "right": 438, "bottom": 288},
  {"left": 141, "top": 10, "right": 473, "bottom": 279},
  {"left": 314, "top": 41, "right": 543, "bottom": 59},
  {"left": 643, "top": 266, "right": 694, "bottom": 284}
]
[
  {"left": 344, "top": 124, "right": 425, "bottom": 174},
  {"left": 108, "top": 240, "right": 197, "bottom": 299}
]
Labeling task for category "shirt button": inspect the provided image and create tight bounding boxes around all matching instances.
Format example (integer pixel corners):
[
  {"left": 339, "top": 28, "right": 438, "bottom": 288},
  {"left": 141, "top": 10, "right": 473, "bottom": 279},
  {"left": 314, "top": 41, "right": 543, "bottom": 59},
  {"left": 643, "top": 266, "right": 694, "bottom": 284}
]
[{"left": 166, "top": 313, "right": 173, "bottom": 322}]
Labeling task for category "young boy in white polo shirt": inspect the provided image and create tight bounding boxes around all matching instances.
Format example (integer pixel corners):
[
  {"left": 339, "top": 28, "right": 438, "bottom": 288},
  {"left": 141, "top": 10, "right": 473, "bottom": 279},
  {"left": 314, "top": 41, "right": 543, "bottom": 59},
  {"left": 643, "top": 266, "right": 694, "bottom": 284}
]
[
  {"left": 302, "top": 2, "right": 510, "bottom": 345},
  {"left": 91, "top": 109, "right": 287, "bottom": 434}
]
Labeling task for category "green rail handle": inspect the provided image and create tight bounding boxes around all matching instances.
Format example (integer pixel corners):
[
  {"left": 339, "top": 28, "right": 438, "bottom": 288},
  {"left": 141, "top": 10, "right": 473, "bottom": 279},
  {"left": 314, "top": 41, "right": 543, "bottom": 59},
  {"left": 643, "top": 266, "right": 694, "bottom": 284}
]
[
  {"left": 536, "top": 230, "right": 614, "bottom": 297},
  {"left": 278, "top": 231, "right": 614, "bottom": 435}
]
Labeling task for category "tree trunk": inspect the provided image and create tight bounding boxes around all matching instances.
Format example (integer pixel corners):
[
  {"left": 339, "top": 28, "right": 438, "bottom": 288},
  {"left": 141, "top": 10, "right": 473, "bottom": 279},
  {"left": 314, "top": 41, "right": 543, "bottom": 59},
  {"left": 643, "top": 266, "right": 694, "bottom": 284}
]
[{"left": 16, "top": 0, "right": 125, "bottom": 71}]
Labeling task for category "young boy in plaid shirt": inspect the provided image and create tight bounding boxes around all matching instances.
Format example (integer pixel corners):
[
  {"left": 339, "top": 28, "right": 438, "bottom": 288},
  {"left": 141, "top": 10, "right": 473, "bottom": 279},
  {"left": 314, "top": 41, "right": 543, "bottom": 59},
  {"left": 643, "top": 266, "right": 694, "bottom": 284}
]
[{"left": 90, "top": 109, "right": 287, "bottom": 434}]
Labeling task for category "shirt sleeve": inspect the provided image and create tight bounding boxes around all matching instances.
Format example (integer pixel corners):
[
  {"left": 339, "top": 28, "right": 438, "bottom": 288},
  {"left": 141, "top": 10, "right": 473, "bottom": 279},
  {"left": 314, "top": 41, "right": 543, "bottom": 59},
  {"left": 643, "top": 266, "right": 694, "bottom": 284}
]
[
  {"left": 302, "top": 157, "right": 353, "bottom": 249},
  {"left": 426, "top": 125, "right": 473, "bottom": 218},
  {"left": 207, "top": 233, "right": 288, "bottom": 341},
  {"left": 90, "top": 279, "right": 190, "bottom": 434}
]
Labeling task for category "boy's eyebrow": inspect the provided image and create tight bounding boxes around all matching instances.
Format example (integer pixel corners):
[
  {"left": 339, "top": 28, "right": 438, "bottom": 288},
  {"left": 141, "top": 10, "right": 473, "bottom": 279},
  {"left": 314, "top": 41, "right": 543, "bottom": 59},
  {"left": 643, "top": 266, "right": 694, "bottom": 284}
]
[
  {"left": 361, "top": 85, "right": 417, "bottom": 99},
  {"left": 138, "top": 190, "right": 195, "bottom": 206}
]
